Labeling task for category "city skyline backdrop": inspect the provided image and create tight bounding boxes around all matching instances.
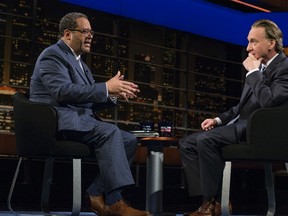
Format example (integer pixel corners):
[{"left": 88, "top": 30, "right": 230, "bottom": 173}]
[{"left": 1, "top": 0, "right": 250, "bottom": 137}]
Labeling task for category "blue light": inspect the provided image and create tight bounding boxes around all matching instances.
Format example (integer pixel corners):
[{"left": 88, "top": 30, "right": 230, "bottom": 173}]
[{"left": 61, "top": 0, "right": 288, "bottom": 46}]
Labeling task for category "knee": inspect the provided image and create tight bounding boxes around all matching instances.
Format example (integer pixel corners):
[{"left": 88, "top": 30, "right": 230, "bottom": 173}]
[
  {"left": 99, "top": 124, "right": 121, "bottom": 141},
  {"left": 121, "top": 131, "right": 138, "bottom": 156},
  {"left": 178, "top": 138, "right": 187, "bottom": 156},
  {"left": 127, "top": 133, "right": 138, "bottom": 148},
  {"left": 109, "top": 124, "right": 120, "bottom": 134},
  {"left": 179, "top": 135, "right": 197, "bottom": 157},
  {"left": 195, "top": 133, "right": 211, "bottom": 152},
  {"left": 179, "top": 136, "right": 190, "bottom": 149}
]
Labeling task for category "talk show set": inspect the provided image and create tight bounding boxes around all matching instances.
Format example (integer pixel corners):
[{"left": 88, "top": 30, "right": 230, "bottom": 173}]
[{"left": 1, "top": 1, "right": 288, "bottom": 216}]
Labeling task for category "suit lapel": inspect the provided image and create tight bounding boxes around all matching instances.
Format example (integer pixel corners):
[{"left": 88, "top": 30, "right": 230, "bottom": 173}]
[
  {"left": 264, "top": 52, "right": 286, "bottom": 79},
  {"left": 69, "top": 55, "right": 90, "bottom": 84},
  {"left": 239, "top": 52, "right": 286, "bottom": 109},
  {"left": 57, "top": 40, "right": 91, "bottom": 84},
  {"left": 79, "top": 60, "right": 94, "bottom": 84}
]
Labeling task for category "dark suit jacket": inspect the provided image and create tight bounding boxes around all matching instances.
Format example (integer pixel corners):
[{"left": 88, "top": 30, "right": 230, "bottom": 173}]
[
  {"left": 218, "top": 52, "right": 288, "bottom": 140},
  {"left": 30, "top": 39, "right": 117, "bottom": 132}
]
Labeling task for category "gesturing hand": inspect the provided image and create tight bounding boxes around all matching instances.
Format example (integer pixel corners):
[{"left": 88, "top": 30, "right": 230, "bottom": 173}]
[{"left": 106, "top": 71, "right": 140, "bottom": 101}]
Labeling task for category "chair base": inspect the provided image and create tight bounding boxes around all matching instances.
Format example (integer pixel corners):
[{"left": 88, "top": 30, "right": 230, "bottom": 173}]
[
  {"left": 221, "top": 162, "right": 288, "bottom": 216},
  {"left": 7, "top": 157, "right": 83, "bottom": 216}
]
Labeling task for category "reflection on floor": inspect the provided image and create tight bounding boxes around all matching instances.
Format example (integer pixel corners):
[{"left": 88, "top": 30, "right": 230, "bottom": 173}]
[
  {"left": 0, "top": 213, "right": 272, "bottom": 216},
  {"left": 0, "top": 212, "right": 95, "bottom": 216},
  {"left": 0, "top": 211, "right": 184, "bottom": 216}
]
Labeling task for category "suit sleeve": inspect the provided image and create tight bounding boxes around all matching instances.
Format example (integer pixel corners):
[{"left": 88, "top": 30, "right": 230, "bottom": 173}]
[
  {"left": 218, "top": 104, "right": 240, "bottom": 125},
  {"left": 37, "top": 48, "right": 108, "bottom": 105},
  {"left": 246, "top": 59, "right": 288, "bottom": 108}
]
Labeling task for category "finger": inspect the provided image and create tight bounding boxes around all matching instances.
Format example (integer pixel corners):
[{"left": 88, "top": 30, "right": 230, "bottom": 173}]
[
  {"left": 114, "top": 71, "right": 121, "bottom": 79},
  {"left": 121, "top": 80, "right": 139, "bottom": 88},
  {"left": 118, "top": 71, "right": 124, "bottom": 80},
  {"left": 127, "top": 92, "right": 137, "bottom": 98},
  {"left": 122, "top": 80, "right": 138, "bottom": 87},
  {"left": 121, "top": 85, "right": 139, "bottom": 94},
  {"left": 248, "top": 53, "right": 256, "bottom": 59},
  {"left": 119, "top": 92, "right": 129, "bottom": 101}
]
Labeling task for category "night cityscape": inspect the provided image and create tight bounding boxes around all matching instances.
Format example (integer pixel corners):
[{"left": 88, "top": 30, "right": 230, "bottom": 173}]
[{"left": 0, "top": 0, "right": 244, "bottom": 137}]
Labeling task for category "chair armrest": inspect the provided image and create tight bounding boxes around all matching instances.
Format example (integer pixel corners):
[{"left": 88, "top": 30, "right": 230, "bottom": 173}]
[{"left": 247, "top": 106, "right": 288, "bottom": 160}]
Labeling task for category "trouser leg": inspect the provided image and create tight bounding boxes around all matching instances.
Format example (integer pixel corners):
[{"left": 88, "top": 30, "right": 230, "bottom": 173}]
[
  {"left": 91, "top": 123, "right": 136, "bottom": 193},
  {"left": 62, "top": 121, "right": 137, "bottom": 196},
  {"left": 179, "top": 125, "right": 238, "bottom": 199},
  {"left": 197, "top": 125, "right": 238, "bottom": 199},
  {"left": 179, "top": 135, "right": 202, "bottom": 196}
]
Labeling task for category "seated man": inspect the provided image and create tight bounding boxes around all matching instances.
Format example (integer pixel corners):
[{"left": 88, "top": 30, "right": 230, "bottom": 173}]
[
  {"left": 29, "top": 12, "right": 150, "bottom": 216},
  {"left": 179, "top": 19, "right": 288, "bottom": 216}
]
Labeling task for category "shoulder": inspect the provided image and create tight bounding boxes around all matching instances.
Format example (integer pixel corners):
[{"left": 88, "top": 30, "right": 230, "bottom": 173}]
[
  {"left": 39, "top": 41, "right": 69, "bottom": 60},
  {"left": 276, "top": 52, "right": 288, "bottom": 65},
  {"left": 277, "top": 55, "right": 288, "bottom": 71}
]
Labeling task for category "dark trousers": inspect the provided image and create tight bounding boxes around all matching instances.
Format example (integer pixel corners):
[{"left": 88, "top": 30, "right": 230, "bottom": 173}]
[
  {"left": 61, "top": 120, "right": 138, "bottom": 195},
  {"left": 179, "top": 124, "right": 239, "bottom": 200}
]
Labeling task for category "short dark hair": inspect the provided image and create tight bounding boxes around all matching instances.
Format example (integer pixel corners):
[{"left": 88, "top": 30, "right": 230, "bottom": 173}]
[
  {"left": 252, "top": 19, "right": 283, "bottom": 53},
  {"left": 58, "top": 12, "right": 88, "bottom": 38}
]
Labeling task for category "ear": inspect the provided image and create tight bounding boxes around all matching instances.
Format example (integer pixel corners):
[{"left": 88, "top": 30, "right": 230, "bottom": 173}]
[
  {"left": 63, "top": 29, "right": 72, "bottom": 40},
  {"left": 269, "top": 39, "right": 276, "bottom": 49}
]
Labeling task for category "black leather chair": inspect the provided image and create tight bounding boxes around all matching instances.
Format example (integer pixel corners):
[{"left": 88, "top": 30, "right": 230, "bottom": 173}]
[
  {"left": 8, "top": 92, "right": 94, "bottom": 216},
  {"left": 221, "top": 107, "right": 288, "bottom": 216}
]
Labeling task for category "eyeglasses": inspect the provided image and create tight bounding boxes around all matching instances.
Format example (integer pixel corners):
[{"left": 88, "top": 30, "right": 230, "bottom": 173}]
[{"left": 68, "top": 29, "right": 94, "bottom": 36}]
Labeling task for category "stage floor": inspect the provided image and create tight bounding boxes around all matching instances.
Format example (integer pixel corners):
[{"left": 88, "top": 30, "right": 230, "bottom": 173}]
[{"left": 0, "top": 212, "right": 266, "bottom": 216}]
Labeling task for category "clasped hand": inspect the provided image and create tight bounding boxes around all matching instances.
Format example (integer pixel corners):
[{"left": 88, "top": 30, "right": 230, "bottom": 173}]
[
  {"left": 106, "top": 71, "right": 140, "bottom": 101},
  {"left": 243, "top": 53, "right": 263, "bottom": 72}
]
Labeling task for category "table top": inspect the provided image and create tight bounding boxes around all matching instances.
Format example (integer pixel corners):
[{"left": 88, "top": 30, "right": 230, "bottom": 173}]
[
  {"left": 140, "top": 137, "right": 179, "bottom": 142},
  {"left": 139, "top": 137, "right": 180, "bottom": 148}
]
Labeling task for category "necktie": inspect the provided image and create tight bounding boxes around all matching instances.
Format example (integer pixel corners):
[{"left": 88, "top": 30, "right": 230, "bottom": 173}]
[{"left": 261, "top": 65, "right": 267, "bottom": 79}]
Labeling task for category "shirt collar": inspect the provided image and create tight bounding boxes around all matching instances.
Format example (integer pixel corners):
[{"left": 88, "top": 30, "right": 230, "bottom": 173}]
[
  {"left": 263, "top": 53, "right": 279, "bottom": 68},
  {"left": 62, "top": 40, "right": 81, "bottom": 60}
]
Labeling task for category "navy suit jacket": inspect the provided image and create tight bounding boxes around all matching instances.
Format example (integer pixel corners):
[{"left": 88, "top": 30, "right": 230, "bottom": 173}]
[
  {"left": 30, "top": 39, "right": 117, "bottom": 132},
  {"left": 218, "top": 52, "right": 288, "bottom": 140}
]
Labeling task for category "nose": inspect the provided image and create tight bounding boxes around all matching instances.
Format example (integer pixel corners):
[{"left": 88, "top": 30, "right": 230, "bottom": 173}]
[
  {"left": 246, "top": 43, "right": 252, "bottom": 52},
  {"left": 88, "top": 30, "right": 94, "bottom": 37},
  {"left": 86, "top": 33, "right": 93, "bottom": 39}
]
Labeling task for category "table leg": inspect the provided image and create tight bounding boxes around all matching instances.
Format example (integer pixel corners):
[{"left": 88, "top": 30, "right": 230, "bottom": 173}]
[{"left": 146, "top": 150, "right": 163, "bottom": 214}]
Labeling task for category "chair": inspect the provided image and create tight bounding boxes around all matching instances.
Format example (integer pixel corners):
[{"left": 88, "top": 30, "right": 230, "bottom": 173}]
[
  {"left": 221, "top": 106, "right": 288, "bottom": 216},
  {"left": 8, "top": 92, "right": 93, "bottom": 216}
]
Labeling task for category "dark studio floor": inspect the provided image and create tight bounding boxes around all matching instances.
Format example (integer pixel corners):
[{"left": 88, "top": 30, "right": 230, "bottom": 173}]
[{"left": 0, "top": 157, "right": 288, "bottom": 215}]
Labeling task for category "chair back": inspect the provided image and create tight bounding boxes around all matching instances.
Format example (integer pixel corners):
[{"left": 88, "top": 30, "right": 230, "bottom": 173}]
[
  {"left": 13, "top": 92, "right": 57, "bottom": 156},
  {"left": 246, "top": 107, "right": 288, "bottom": 160},
  {"left": 222, "top": 106, "right": 288, "bottom": 161}
]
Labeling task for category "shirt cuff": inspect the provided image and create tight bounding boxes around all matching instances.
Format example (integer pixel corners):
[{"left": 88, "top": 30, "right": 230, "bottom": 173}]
[
  {"left": 110, "top": 96, "right": 117, "bottom": 103},
  {"left": 105, "top": 82, "right": 109, "bottom": 98},
  {"left": 214, "top": 117, "right": 222, "bottom": 125},
  {"left": 246, "top": 68, "right": 259, "bottom": 77}
]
